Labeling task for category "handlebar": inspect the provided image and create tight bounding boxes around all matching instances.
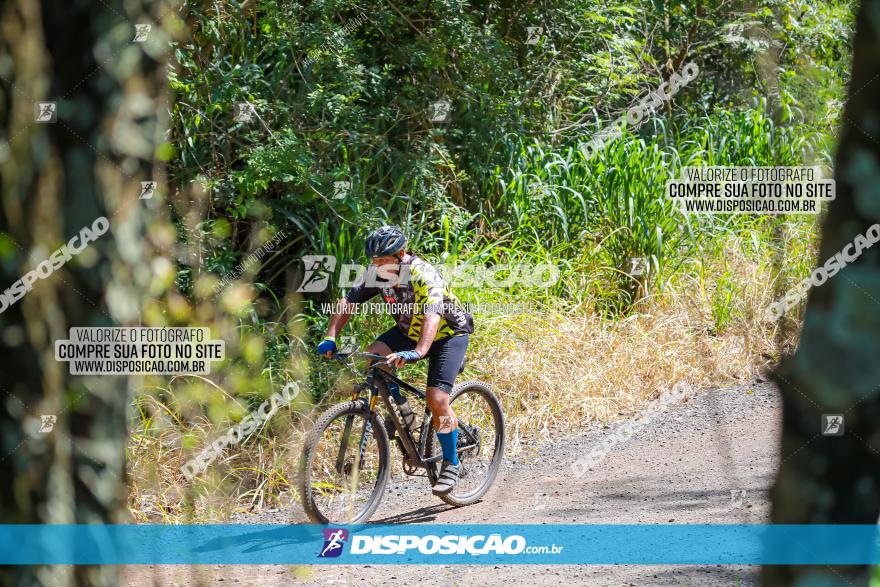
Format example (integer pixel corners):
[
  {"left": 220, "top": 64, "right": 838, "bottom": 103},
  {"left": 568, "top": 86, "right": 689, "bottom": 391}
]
[{"left": 331, "top": 350, "right": 392, "bottom": 367}]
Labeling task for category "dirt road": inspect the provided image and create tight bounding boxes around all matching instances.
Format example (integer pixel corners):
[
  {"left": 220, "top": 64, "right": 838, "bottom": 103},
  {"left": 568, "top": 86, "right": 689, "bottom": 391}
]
[{"left": 127, "top": 381, "right": 781, "bottom": 586}]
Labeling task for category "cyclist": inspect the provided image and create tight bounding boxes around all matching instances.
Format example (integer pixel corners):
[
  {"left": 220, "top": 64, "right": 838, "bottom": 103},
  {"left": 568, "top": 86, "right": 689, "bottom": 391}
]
[{"left": 316, "top": 225, "right": 474, "bottom": 495}]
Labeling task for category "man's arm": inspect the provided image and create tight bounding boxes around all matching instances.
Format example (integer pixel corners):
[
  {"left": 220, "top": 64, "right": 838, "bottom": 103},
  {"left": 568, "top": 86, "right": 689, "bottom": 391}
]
[
  {"left": 317, "top": 298, "right": 358, "bottom": 358},
  {"left": 413, "top": 313, "right": 440, "bottom": 357},
  {"left": 325, "top": 297, "right": 356, "bottom": 338},
  {"left": 321, "top": 279, "right": 379, "bottom": 348},
  {"left": 409, "top": 261, "right": 446, "bottom": 358},
  {"left": 387, "top": 313, "right": 439, "bottom": 368}
]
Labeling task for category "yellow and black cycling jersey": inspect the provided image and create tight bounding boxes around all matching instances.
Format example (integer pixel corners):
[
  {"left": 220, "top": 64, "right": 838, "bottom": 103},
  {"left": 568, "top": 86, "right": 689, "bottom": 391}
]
[{"left": 345, "top": 255, "right": 474, "bottom": 342}]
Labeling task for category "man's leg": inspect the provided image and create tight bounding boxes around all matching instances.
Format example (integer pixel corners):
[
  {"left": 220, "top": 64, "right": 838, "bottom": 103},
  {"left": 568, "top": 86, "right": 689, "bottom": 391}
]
[
  {"left": 426, "top": 387, "right": 458, "bottom": 462},
  {"left": 367, "top": 330, "right": 416, "bottom": 429},
  {"left": 365, "top": 339, "right": 393, "bottom": 371},
  {"left": 427, "top": 335, "right": 468, "bottom": 495},
  {"left": 368, "top": 327, "right": 414, "bottom": 399},
  {"left": 365, "top": 339, "right": 404, "bottom": 400}
]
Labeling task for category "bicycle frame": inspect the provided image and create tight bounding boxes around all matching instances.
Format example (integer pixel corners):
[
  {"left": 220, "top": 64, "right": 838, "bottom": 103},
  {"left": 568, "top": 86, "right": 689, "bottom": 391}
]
[
  {"left": 333, "top": 351, "right": 465, "bottom": 486},
  {"left": 373, "top": 363, "right": 444, "bottom": 485}
]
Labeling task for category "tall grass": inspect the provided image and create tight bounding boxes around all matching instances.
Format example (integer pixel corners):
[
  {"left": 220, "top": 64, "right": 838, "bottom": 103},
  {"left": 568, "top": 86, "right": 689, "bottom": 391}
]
[{"left": 456, "top": 106, "right": 818, "bottom": 314}]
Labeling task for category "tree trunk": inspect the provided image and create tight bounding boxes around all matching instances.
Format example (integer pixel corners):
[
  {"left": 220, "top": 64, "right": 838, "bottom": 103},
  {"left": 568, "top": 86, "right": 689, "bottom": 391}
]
[
  {"left": 0, "top": 0, "right": 165, "bottom": 584},
  {"left": 765, "top": 0, "right": 880, "bottom": 584}
]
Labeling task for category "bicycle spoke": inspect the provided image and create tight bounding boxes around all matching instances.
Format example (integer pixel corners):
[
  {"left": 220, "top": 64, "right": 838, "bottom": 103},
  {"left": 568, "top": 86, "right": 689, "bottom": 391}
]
[
  {"left": 429, "top": 386, "right": 501, "bottom": 499},
  {"left": 306, "top": 409, "right": 384, "bottom": 523}
]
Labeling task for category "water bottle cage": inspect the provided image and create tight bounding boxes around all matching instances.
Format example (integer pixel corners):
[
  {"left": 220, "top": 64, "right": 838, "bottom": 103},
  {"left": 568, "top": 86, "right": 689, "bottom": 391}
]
[{"left": 397, "top": 401, "right": 415, "bottom": 429}]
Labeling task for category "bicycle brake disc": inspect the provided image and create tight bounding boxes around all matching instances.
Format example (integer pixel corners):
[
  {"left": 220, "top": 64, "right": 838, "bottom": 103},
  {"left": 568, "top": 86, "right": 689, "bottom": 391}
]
[{"left": 458, "top": 423, "right": 481, "bottom": 456}]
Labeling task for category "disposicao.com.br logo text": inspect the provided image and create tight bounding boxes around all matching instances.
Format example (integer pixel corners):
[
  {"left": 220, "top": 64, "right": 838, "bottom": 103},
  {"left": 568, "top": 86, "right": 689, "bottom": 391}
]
[{"left": 322, "top": 532, "right": 563, "bottom": 556}]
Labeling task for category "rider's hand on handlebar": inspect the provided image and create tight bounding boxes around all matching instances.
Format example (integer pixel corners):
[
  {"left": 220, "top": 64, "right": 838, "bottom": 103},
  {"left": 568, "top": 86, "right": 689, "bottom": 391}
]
[
  {"left": 386, "top": 350, "right": 422, "bottom": 368},
  {"left": 316, "top": 338, "right": 337, "bottom": 358}
]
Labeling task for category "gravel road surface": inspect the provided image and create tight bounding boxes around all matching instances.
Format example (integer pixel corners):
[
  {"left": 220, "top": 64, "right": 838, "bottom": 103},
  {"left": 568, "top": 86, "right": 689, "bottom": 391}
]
[{"left": 127, "top": 381, "right": 780, "bottom": 586}]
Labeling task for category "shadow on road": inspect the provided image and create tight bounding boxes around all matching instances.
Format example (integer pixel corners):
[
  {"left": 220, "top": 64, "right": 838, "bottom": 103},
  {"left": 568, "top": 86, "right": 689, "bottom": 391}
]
[{"left": 372, "top": 503, "right": 454, "bottom": 524}]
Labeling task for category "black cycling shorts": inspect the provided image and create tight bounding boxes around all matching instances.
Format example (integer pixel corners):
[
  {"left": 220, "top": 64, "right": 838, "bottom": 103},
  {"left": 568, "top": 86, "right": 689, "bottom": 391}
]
[{"left": 376, "top": 327, "right": 469, "bottom": 393}]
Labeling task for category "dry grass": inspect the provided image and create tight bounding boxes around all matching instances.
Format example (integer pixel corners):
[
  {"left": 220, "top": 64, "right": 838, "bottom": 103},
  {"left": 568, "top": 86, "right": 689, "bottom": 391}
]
[{"left": 470, "top": 251, "right": 776, "bottom": 452}]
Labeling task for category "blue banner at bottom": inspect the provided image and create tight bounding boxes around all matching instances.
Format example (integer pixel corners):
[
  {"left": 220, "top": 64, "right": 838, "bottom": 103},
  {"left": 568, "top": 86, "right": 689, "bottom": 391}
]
[{"left": 0, "top": 524, "right": 877, "bottom": 565}]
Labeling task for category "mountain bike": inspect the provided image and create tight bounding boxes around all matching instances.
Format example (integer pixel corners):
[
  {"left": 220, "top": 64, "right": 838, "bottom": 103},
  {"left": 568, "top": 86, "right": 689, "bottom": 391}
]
[{"left": 299, "top": 351, "right": 505, "bottom": 524}]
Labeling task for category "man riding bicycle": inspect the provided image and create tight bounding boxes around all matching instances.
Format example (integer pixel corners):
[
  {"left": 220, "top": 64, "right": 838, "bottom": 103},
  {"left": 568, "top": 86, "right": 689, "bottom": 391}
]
[{"left": 317, "top": 225, "right": 474, "bottom": 495}]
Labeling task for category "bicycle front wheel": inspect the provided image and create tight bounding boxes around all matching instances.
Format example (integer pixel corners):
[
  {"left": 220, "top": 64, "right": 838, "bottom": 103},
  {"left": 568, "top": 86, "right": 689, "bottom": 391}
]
[{"left": 299, "top": 400, "right": 390, "bottom": 524}]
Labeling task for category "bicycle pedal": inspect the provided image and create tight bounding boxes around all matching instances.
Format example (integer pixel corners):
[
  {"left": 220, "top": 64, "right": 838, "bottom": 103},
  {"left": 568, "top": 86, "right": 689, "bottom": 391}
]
[{"left": 402, "top": 459, "right": 426, "bottom": 476}]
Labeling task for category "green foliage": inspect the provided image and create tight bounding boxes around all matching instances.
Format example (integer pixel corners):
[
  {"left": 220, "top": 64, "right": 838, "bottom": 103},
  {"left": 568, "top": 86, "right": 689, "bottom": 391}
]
[
  {"left": 166, "top": 0, "right": 854, "bottom": 389},
  {"left": 476, "top": 105, "right": 815, "bottom": 313}
]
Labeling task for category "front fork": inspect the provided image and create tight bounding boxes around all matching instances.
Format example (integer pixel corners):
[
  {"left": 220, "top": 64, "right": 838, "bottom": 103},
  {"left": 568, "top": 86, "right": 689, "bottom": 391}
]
[{"left": 334, "top": 385, "right": 377, "bottom": 475}]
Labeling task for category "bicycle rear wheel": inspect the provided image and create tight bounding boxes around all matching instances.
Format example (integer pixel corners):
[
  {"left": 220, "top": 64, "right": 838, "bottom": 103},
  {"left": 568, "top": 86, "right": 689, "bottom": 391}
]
[
  {"left": 299, "top": 399, "right": 390, "bottom": 524},
  {"left": 425, "top": 380, "right": 505, "bottom": 506}
]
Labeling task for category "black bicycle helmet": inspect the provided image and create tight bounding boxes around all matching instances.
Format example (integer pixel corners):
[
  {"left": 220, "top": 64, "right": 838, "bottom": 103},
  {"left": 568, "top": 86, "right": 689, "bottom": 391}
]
[{"left": 364, "top": 225, "right": 408, "bottom": 257}]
